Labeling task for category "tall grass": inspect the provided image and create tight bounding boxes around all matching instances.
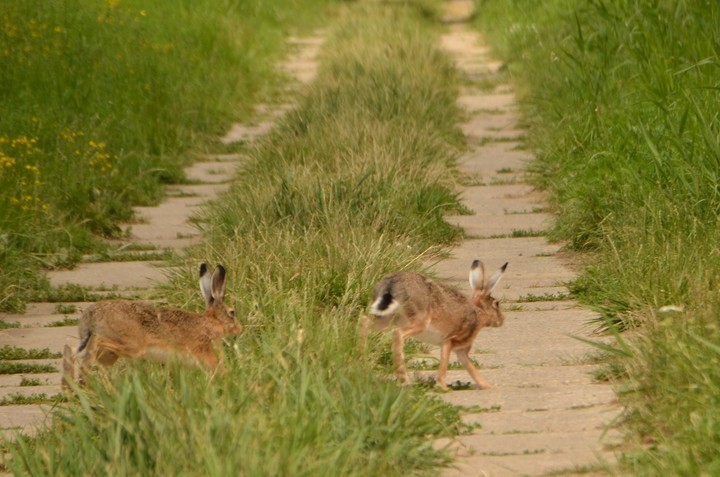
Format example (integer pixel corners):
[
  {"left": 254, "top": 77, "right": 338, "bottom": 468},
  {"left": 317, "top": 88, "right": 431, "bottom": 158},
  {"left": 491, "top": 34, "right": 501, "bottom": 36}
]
[
  {"left": 6, "top": 3, "right": 468, "bottom": 475},
  {"left": 474, "top": 0, "right": 720, "bottom": 473},
  {"left": 0, "top": 0, "right": 331, "bottom": 312}
]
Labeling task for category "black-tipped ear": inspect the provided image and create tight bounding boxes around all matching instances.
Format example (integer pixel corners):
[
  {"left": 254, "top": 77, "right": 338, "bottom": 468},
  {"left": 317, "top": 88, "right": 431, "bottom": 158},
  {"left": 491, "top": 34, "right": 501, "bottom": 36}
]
[
  {"left": 469, "top": 259, "right": 485, "bottom": 290},
  {"left": 211, "top": 265, "right": 227, "bottom": 303},
  {"left": 486, "top": 262, "right": 508, "bottom": 293}
]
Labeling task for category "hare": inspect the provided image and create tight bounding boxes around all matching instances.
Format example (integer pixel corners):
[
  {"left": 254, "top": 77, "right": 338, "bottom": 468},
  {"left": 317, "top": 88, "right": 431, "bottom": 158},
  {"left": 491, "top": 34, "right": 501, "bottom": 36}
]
[
  {"left": 359, "top": 260, "right": 507, "bottom": 390},
  {"left": 62, "top": 263, "right": 241, "bottom": 388}
]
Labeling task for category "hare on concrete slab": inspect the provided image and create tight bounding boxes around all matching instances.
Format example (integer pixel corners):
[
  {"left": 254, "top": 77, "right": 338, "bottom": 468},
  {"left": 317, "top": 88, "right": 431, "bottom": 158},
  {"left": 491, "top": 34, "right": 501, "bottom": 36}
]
[
  {"left": 360, "top": 260, "right": 507, "bottom": 390},
  {"left": 62, "top": 263, "right": 241, "bottom": 388}
]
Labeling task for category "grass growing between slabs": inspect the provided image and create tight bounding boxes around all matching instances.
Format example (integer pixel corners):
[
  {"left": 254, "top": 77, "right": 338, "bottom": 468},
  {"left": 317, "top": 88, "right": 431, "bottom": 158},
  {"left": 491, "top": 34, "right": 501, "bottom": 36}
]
[
  {"left": 0, "top": 0, "right": 332, "bottom": 313},
  {"left": 6, "top": 3, "right": 469, "bottom": 475},
  {"left": 474, "top": 0, "right": 720, "bottom": 473}
]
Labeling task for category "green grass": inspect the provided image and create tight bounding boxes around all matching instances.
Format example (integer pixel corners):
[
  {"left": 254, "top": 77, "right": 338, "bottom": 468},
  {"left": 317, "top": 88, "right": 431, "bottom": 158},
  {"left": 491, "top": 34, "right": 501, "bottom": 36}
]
[
  {"left": 6, "top": 2, "right": 469, "bottom": 475},
  {"left": 473, "top": 0, "right": 720, "bottom": 473},
  {"left": 0, "top": 0, "right": 333, "bottom": 312},
  {"left": 11, "top": 360, "right": 460, "bottom": 475},
  {"left": 19, "top": 377, "right": 43, "bottom": 387}
]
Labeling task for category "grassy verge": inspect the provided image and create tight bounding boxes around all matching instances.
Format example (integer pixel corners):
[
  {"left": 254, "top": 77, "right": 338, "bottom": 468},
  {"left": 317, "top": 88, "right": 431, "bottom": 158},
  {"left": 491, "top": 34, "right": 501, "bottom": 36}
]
[
  {"left": 473, "top": 0, "right": 720, "bottom": 473},
  {"left": 0, "top": 0, "right": 331, "bottom": 312},
  {"left": 6, "top": 2, "right": 468, "bottom": 475}
]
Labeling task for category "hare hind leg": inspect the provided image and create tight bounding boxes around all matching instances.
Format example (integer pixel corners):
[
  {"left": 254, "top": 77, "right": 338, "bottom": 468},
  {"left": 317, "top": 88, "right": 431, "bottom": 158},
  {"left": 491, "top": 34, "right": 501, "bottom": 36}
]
[
  {"left": 357, "top": 314, "right": 393, "bottom": 351},
  {"left": 456, "top": 347, "right": 493, "bottom": 389},
  {"left": 391, "top": 320, "right": 428, "bottom": 385},
  {"left": 78, "top": 335, "right": 143, "bottom": 381}
]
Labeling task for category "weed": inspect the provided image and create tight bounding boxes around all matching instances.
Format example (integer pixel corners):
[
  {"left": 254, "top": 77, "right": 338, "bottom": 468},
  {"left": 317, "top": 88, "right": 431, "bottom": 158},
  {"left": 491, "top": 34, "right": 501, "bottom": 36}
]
[
  {"left": 459, "top": 404, "right": 501, "bottom": 414},
  {"left": 0, "top": 346, "right": 62, "bottom": 360},
  {"left": 0, "top": 393, "right": 65, "bottom": 406},
  {"left": 518, "top": 292, "right": 570, "bottom": 302},
  {"left": 19, "top": 377, "right": 43, "bottom": 387},
  {"left": 0, "top": 320, "right": 20, "bottom": 329},
  {"left": 53, "top": 303, "right": 77, "bottom": 314},
  {"left": 46, "top": 317, "right": 79, "bottom": 327},
  {"left": 0, "top": 362, "right": 57, "bottom": 375}
]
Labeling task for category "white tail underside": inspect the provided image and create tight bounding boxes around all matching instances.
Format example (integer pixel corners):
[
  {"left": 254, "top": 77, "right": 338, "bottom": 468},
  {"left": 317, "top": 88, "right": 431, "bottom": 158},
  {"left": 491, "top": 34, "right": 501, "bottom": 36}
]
[{"left": 369, "top": 297, "right": 400, "bottom": 317}]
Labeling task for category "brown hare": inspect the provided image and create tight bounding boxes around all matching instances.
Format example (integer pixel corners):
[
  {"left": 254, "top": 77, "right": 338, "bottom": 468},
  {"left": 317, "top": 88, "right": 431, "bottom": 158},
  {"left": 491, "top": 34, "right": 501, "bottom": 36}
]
[
  {"left": 360, "top": 260, "right": 507, "bottom": 390},
  {"left": 62, "top": 263, "right": 241, "bottom": 388}
]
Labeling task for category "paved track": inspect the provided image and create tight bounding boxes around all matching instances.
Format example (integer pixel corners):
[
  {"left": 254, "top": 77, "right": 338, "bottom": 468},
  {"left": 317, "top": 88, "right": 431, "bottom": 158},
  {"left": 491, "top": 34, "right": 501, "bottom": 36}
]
[{"left": 431, "top": 19, "right": 621, "bottom": 477}]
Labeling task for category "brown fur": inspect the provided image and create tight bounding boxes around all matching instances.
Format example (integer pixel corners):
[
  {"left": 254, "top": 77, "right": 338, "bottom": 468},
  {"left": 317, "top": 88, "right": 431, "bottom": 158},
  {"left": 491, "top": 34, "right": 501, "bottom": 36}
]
[
  {"left": 62, "top": 263, "right": 241, "bottom": 389},
  {"left": 359, "top": 260, "right": 507, "bottom": 390}
]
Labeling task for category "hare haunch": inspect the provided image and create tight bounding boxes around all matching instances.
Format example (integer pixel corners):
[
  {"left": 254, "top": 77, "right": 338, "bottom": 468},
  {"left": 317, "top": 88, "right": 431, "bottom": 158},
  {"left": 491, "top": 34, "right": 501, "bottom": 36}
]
[
  {"left": 62, "top": 263, "right": 241, "bottom": 387},
  {"left": 360, "top": 260, "right": 507, "bottom": 390}
]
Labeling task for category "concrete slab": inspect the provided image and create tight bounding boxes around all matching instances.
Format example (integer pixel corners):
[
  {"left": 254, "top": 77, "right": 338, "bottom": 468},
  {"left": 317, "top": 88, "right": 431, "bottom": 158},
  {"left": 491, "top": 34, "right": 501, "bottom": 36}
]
[
  {"left": 128, "top": 198, "right": 204, "bottom": 248},
  {"left": 458, "top": 93, "right": 517, "bottom": 112},
  {"left": 0, "top": 302, "right": 83, "bottom": 328},
  {"left": 0, "top": 374, "right": 60, "bottom": 387},
  {"left": 462, "top": 403, "right": 621, "bottom": 434},
  {"left": 0, "top": 385, "right": 61, "bottom": 400},
  {"left": 439, "top": 0, "right": 477, "bottom": 23},
  {"left": 461, "top": 112, "right": 521, "bottom": 138},
  {"left": 0, "top": 405, "right": 51, "bottom": 437},
  {"left": 448, "top": 213, "right": 552, "bottom": 238},
  {"left": 47, "top": 261, "right": 168, "bottom": 290},
  {"left": 0, "top": 327, "right": 77, "bottom": 353},
  {"left": 220, "top": 121, "right": 275, "bottom": 145},
  {"left": 440, "top": 383, "right": 616, "bottom": 414},
  {"left": 183, "top": 161, "right": 236, "bottom": 184},
  {"left": 457, "top": 145, "right": 532, "bottom": 184}
]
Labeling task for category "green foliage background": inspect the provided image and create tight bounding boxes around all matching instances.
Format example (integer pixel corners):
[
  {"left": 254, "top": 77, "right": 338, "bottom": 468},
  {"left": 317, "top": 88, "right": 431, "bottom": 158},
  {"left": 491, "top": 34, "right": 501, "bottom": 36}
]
[{"left": 474, "top": 0, "right": 720, "bottom": 473}]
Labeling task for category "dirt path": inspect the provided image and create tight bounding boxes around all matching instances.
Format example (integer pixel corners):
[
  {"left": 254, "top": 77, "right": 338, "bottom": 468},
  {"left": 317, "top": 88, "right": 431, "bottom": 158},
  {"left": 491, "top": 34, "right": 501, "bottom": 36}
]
[
  {"left": 431, "top": 18, "right": 621, "bottom": 477},
  {"left": 0, "top": 34, "right": 324, "bottom": 443}
]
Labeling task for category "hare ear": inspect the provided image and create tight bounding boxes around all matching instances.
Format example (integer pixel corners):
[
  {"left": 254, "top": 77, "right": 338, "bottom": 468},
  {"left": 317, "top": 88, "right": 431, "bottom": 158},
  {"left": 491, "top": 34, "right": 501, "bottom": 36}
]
[
  {"left": 486, "top": 262, "right": 508, "bottom": 293},
  {"left": 469, "top": 260, "right": 485, "bottom": 291},
  {"left": 210, "top": 265, "right": 227, "bottom": 303},
  {"left": 199, "top": 263, "right": 213, "bottom": 305}
]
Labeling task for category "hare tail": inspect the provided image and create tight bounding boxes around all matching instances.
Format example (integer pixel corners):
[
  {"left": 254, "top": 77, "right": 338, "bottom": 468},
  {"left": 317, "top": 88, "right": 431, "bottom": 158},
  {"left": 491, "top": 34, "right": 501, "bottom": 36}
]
[{"left": 369, "top": 289, "right": 399, "bottom": 317}]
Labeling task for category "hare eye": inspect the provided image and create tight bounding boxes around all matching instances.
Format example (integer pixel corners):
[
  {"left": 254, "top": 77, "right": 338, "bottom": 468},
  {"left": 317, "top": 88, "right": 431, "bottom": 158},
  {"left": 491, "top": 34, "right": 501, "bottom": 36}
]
[{"left": 228, "top": 309, "right": 236, "bottom": 318}]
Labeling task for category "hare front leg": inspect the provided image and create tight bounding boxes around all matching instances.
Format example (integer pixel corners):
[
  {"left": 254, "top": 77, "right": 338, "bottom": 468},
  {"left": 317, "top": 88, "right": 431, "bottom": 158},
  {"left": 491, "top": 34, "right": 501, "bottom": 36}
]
[
  {"left": 436, "top": 341, "right": 453, "bottom": 390},
  {"left": 456, "top": 347, "right": 493, "bottom": 389},
  {"left": 392, "top": 328, "right": 410, "bottom": 384},
  {"left": 358, "top": 315, "right": 372, "bottom": 352},
  {"left": 61, "top": 344, "right": 76, "bottom": 392}
]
